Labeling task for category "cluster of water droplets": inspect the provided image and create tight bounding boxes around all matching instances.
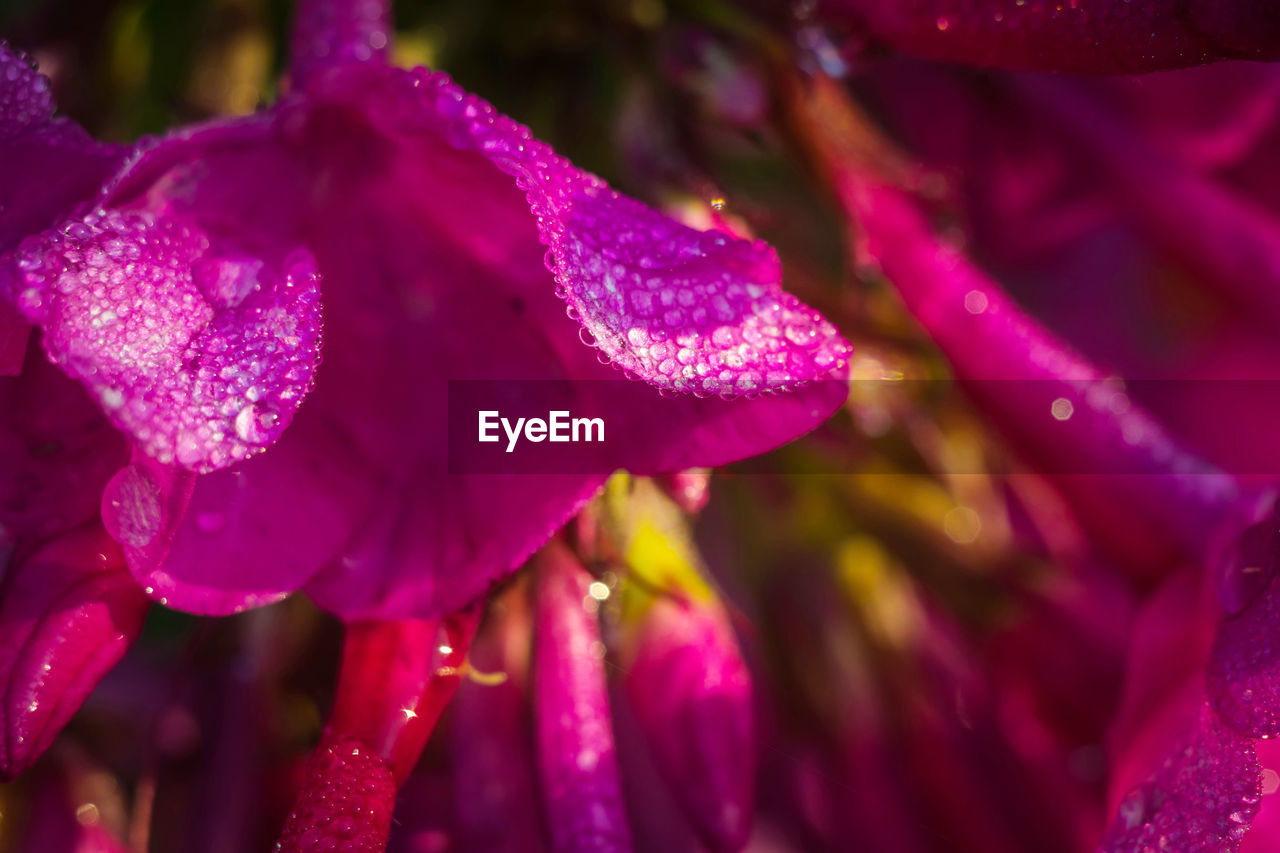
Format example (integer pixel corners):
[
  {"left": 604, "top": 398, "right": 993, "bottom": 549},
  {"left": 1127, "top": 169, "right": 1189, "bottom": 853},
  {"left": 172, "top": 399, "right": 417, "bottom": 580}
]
[
  {"left": 1103, "top": 703, "right": 1260, "bottom": 852},
  {"left": 3, "top": 209, "right": 322, "bottom": 473},
  {"left": 0, "top": 42, "right": 54, "bottom": 133},
  {"left": 400, "top": 67, "right": 850, "bottom": 397},
  {"left": 1209, "top": 561, "right": 1280, "bottom": 739},
  {"left": 273, "top": 739, "right": 395, "bottom": 852}
]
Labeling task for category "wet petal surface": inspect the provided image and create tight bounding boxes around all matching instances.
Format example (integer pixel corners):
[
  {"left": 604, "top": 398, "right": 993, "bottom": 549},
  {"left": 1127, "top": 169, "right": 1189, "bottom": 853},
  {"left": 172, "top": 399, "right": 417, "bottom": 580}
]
[
  {"left": 2, "top": 210, "right": 322, "bottom": 473},
  {"left": 1102, "top": 701, "right": 1260, "bottom": 852},
  {"left": 1210, "top": 571, "right": 1280, "bottom": 738},
  {"left": 78, "top": 62, "right": 848, "bottom": 618}
]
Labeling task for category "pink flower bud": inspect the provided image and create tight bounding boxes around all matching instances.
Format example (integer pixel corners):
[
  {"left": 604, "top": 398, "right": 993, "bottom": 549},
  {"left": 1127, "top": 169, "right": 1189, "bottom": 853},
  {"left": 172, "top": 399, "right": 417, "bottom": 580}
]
[
  {"left": 533, "top": 540, "right": 633, "bottom": 853},
  {"left": 0, "top": 524, "right": 149, "bottom": 779},
  {"left": 624, "top": 595, "right": 754, "bottom": 851}
]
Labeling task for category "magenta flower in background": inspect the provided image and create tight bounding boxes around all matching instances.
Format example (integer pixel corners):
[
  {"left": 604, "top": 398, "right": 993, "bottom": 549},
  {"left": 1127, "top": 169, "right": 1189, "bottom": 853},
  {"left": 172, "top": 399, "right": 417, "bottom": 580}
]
[{"left": 781, "top": 11, "right": 1280, "bottom": 848}]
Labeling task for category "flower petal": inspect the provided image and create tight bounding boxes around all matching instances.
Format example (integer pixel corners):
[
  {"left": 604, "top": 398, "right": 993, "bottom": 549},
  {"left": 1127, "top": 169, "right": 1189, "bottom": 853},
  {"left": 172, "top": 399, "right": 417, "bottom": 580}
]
[
  {"left": 0, "top": 525, "right": 150, "bottom": 779},
  {"left": 0, "top": 301, "right": 27, "bottom": 375},
  {"left": 0, "top": 43, "right": 125, "bottom": 373},
  {"left": 839, "top": 177, "right": 1251, "bottom": 574},
  {"left": 0, "top": 42, "right": 55, "bottom": 129},
  {"left": 1, "top": 345, "right": 128, "bottom": 544},
  {"left": 0, "top": 42, "right": 124, "bottom": 252},
  {"left": 307, "top": 64, "right": 851, "bottom": 397},
  {"left": 105, "top": 414, "right": 372, "bottom": 614},
  {"left": 1102, "top": 700, "right": 1260, "bottom": 852},
  {"left": 83, "top": 64, "right": 847, "bottom": 620},
  {"left": 1210, "top": 569, "right": 1280, "bottom": 739},
  {"left": 533, "top": 541, "right": 633, "bottom": 852},
  {"left": 2, "top": 209, "right": 323, "bottom": 473}
]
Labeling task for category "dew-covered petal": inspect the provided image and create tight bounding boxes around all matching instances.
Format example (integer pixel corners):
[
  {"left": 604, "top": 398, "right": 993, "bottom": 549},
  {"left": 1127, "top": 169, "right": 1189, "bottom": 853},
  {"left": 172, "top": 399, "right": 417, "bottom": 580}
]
[
  {"left": 819, "top": 0, "right": 1280, "bottom": 72},
  {"left": 83, "top": 63, "right": 847, "bottom": 620},
  {"left": 0, "top": 42, "right": 124, "bottom": 373},
  {"left": 0, "top": 525, "right": 150, "bottom": 779},
  {"left": 533, "top": 541, "right": 633, "bottom": 853},
  {"left": 1242, "top": 739, "right": 1280, "bottom": 851},
  {"left": 1104, "top": 567, "right": 1260, "bottom": 851},
  {"left": 0, "top": 41, "right": 54, "bottom": 128},
  {"left": 0, "top": 43, "right": 125, "bottom": 257},
  {"left": 1, "top": 210, "right": 322, "bottom": 473},
  {"left": 308, "top": 64, "right": 851, "bottom": 398},
  {"left": 100, "top": 448, "right": 196, "bottom": 584},
  {"left": 274, "top": 739, "right": 396, "bottom": 853},
  {"left": 1210, "top": 570, "right": 1280, "bottom": 739},
  {"left": 1101, "top": 700, "right": 1260, "bottom": 852}
]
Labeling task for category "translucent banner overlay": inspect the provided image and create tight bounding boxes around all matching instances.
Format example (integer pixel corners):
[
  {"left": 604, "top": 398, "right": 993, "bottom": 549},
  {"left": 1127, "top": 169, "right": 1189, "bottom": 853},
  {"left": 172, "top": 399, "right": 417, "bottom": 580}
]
[{"left": 446, "top": 379, "right": 1278, "bottom": 475}]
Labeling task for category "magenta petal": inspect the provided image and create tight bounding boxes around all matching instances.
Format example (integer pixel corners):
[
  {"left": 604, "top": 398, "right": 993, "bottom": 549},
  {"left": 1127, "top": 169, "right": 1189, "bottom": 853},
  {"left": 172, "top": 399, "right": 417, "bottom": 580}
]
[
  {"left": 540, "top": 190, "right": 848, "bottom": 396},
  {"left": 80, "top": 61, "right": 847, "bottom": 620},
  {"left": 533, "top": 541, "right": 633, "bottom": 853},
  {"left": 0, "top": 43, "right": 125, "bottom": 256},
  {"left": 304, "top": 474, "right": 607, "bottom": 621},
  {"left": 111, "top": 415, "right": 370, "bottom": 615},
  {"left": 1013, "top": 75, "right": 1280, "bottom": 333},
  {"left": 0, "top": 301, "right": 28, "bottom": 375},
  {"left": 3, "top": 210, "right": 322, "bottom": 472},
  {"left": 1, "top": 346, "right": 128, "bottom": 544},
  {"left": 0, "top": 525, "right": 150, "bottom": 779},
  {"left": 844, "top": 179, "right": 1251, "bottom": 572},
  {"left": 1210, "top": 570, "right": 1280, "bottom": 738},
  {"left": 1102, "top": 700, "right": 1260, "bottom": 852},
  {"left": 0, "top": 42, "right": 54, "bottom": 126},
  {"left": 310, "top": 64, "right": 851, "bottom": 397}
]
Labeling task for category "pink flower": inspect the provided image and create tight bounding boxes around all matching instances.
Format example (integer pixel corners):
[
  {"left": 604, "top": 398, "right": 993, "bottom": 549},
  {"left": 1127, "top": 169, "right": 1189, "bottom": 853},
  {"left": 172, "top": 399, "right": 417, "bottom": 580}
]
[
  {"left": 0, "top": 0, "right": 850, "bottom": 625},
  {"left": 784, "top": 62, "right": 1280, "bottom": 852},
  {"left": 0, "top": 0, "right": 850, "bottom": 796}
]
